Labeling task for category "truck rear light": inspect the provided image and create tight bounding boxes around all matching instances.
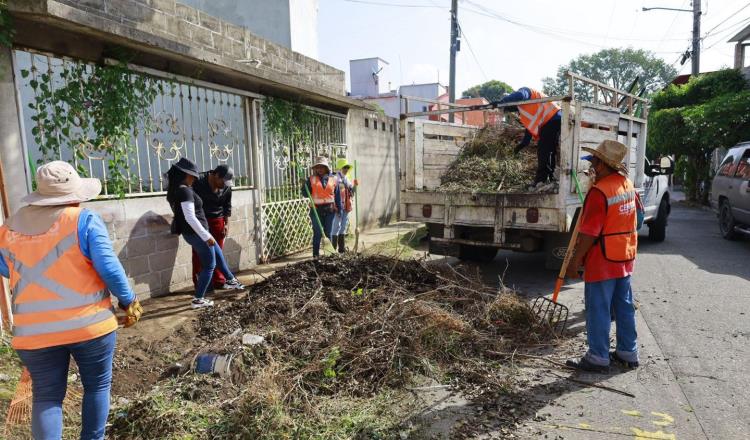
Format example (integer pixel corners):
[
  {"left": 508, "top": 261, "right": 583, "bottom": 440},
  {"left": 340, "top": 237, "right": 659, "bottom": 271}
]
[
  {"left": 422, "top": 204, "right": 432, "bottom": 218},
  {"left": 526, "top": 208, "right": 539, "bottom": 223}
]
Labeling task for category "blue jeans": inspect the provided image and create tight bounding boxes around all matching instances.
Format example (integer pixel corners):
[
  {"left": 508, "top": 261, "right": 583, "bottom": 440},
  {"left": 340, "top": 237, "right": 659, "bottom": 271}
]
[
  {"left": 310, "top": 207, "right": 335, "bottom": 257},
  {"left": 183, "top": 233, "right": 235, "bottom": 298},
  {"left": 16, "top": 331, "right": 116, "bottom": 440},
  {"left": 584, "top": 276, "right": 639, "bottom": 366},
  {"left": 332, "top": 211, "right": 349, "bottom": 236}
]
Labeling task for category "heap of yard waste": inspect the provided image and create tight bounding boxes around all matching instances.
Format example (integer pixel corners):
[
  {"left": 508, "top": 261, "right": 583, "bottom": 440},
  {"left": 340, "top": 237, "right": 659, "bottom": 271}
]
[
  {"left": 438, "top": 123, "right": 538, "bottom": 193},
  {"left": 109, "top": 255, "right": 547, "bottom": 439}
]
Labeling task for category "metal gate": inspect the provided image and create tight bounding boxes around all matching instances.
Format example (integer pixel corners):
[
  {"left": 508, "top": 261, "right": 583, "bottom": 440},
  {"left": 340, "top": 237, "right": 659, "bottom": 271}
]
[{"left": 257, "top": 107, "right": 347, "bottom": 261}]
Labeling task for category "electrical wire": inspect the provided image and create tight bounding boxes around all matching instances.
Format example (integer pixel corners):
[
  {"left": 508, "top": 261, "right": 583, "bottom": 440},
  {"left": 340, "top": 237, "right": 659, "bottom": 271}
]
[
  {"left": 702, "top": 1, "right": 750, "bottom": 39},
  {"left": 456, "top": 19, "right": 488, "bottom": 82},
  {"left": 341, "top": 0, "right": 441, "bottom": 8}
]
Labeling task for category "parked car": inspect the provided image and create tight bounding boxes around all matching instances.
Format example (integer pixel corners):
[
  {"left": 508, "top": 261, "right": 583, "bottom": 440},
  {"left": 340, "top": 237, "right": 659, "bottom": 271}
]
[{"left": 710, "top": 143, "right": 750, "bottom": 240}]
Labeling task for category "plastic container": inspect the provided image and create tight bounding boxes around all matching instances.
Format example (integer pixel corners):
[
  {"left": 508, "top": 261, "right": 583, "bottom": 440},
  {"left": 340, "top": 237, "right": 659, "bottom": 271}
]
[{"left": 194, "top": 353, "right": 236, "bottom": 382}]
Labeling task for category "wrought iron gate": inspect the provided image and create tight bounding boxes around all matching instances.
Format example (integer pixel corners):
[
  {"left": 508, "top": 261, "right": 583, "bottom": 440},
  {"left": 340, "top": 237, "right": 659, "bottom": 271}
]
[{"left": 257, "top": 107, "right": 347, "bottom": 261}]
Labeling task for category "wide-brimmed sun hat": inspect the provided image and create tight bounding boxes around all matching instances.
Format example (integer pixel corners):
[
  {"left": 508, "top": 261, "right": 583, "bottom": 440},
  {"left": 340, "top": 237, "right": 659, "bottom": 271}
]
[
  {"left": 312, "top": 156, "right": 331, "bottom": 171},
  {"left": 582, "top": 140, "right": 629, "bottom": 174},
  {"left": 173, "top": 157, "right": 200, "bottom": 177},
  {"left": 21, "top": 161, "right": 102, "bottom": 206}
]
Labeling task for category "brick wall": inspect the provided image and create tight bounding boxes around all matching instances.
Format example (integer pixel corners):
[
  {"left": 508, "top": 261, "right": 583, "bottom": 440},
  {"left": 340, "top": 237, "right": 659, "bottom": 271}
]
[
  {"left": 11, "top": 0, "right": 345, "bottom": 95},
  {"left": 83, "top": 189, "right": 259, "bottom": 299}
]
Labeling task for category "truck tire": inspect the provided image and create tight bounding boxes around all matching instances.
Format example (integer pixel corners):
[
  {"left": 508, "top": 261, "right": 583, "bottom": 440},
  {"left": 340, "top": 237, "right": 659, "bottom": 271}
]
[
  {"left": 648, "top": 198, "right": 669, "bottom": 242},
  {"left": 458, "top": 245, "right": 498, "bottom": 263},
  {"left": 719, "top": 201, "right": 739, "bottom": 241}
]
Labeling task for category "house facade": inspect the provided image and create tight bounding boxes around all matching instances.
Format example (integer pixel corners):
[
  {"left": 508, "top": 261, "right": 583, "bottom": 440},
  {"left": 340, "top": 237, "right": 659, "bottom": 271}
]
[{"left": 0, "top": 0, "right": 399, "bottom": 299}]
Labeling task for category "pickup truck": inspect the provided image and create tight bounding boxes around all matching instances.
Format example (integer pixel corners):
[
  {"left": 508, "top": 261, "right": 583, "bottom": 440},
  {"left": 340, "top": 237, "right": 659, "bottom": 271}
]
[{"left": 398, "top": 73, "right": 673, "bottom": 268}]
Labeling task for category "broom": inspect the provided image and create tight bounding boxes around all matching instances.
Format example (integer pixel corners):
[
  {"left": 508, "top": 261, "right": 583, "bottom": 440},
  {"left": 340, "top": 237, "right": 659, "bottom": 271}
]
[{"left": 2, "top": 276, "right": 32, "bottom": 434}]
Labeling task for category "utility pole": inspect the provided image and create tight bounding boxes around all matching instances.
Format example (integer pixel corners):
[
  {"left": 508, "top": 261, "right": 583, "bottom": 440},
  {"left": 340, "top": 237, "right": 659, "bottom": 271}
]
[
  {"left": 643, "top": 1, "right": 702, "bottom": 75},
  {"left": 692, "top": 0, "right": 701, "bottom": 76},
  {"left": 448, "top": 0, "right": 458, "bottom": 123}
]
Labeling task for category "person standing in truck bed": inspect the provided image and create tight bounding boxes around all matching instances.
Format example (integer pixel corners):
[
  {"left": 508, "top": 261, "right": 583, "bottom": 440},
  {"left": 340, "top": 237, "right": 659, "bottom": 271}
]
[{"left": 493, "top": 87, "right": 561, "bottom": 189}]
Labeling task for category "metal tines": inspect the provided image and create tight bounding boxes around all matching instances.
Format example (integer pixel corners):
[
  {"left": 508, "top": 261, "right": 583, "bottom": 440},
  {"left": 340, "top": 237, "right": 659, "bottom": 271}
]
[{"left": 531, "top": 296, "right": 569, "bottom": 335}]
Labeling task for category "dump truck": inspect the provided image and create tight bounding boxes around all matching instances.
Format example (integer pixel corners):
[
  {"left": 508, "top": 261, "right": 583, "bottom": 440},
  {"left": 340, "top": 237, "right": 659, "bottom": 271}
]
[{"left": 398, "top": 73, "right": 674, "bottom": 268}]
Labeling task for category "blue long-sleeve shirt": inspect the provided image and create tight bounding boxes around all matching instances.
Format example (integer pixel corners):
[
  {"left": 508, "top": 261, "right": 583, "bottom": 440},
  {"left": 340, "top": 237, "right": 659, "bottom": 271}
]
[
  {"left": 302, "top": 174, "right": 343, "bottom": 212},
  {"left": 496, "top": 87, "right": 561, "bottom": 147},
  {"left": 0, "top": 209, "right": 136, "bottom": 307}
]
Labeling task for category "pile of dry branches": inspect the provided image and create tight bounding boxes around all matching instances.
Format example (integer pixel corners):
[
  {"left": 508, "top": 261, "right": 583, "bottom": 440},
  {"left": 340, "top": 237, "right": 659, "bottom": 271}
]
[{"left": 438, "top": 124, "right": 538, "bottom": 193}]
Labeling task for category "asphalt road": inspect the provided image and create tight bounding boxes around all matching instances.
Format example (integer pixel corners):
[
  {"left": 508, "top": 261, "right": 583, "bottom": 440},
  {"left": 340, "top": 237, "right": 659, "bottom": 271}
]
[{"left": 457, "top": 202, "right": 750, "bottom": 439}]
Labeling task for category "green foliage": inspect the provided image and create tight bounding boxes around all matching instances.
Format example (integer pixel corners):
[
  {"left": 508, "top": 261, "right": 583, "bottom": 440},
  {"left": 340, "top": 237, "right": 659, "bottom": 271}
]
[
  {"left": 321, "top": 346, "right": 341, "bottom": 379},
  {"left": 262, "top": 97, "right": 315, "bottom": 144},
  {"left": 651, "top": 68, "right": 748, "bottom": 110},
  {"left": 648, "top": 69, "right": 750, "bottom": 202},
  {"left": 462, "top": 79, "right": 513, "bottom": 102},
  {"left": 0, "top": 1, "right": 14, "bottom": 49},
  {"left": 22, "top": 57, "right": 163, "bottom": 198},
  {"left": 542, "top": 48, "right": 678, "bottom": 99}
]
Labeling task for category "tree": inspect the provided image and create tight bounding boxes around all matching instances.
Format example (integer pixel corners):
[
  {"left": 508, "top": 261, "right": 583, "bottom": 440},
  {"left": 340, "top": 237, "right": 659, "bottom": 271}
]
[
  {"left": 542, "top": 48, "right": 678, "bottom": 99},
  {"left": 462, "top": 80, "right": 513, "bottom": 102},
  {"left": 649, "top": 69, "right": 750, "bottom": 202}
]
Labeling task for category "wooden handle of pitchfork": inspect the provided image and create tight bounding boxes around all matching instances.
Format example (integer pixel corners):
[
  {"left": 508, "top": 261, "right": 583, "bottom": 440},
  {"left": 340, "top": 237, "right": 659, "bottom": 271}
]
[{"left": 551, "top": 214, "right": 582, "bottom": 303}]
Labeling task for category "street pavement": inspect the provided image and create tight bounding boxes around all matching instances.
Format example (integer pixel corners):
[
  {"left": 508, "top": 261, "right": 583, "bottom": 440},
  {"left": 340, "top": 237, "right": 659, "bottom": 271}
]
[{"left": 449, "top": 202, "right": 749, "bottom": 439}]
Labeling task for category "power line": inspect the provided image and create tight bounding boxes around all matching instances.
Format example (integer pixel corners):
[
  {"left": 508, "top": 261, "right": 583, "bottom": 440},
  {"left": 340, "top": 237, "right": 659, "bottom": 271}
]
[
  {"left": 702, "top": 1, "right": 750, "bottom": 39},
  {"left": 704, "top": 16, "right": 750, "bottom": 50},
  {"left": 456, "top": 19, "right": 488, "bottom": 82},
  {"left": 341, "top": 0, "right": 441, "bottom": 8}
]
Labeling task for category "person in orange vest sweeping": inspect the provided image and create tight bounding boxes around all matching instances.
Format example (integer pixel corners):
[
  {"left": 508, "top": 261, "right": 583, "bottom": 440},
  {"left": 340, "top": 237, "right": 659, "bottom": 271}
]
[
  {"left": 564, "top": 141, "right": 641, "bottom": 373},
  {"left": 0, "top": 161, "right": 143, "bottom": 439},
  {"left": 302, "top": 157, "right": 342, "bottom": 258},
  {"left": 493, "top": 87, "right": 561, "bottom": 189}
]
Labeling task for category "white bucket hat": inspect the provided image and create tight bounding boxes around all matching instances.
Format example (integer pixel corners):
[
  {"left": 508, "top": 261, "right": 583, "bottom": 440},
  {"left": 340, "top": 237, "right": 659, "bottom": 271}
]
[
  {"left": 312, "top": 156, "right": 331, "bottom": 171},
  {"left": 21, "top": 161, "right": 102, "bottom": 206}
]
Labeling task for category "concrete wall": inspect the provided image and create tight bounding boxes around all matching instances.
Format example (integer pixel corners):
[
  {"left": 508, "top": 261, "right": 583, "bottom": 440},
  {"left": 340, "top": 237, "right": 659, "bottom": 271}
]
[
  {"left": 82, "top": 190, "right": 259, "bottom": 299},
  {"left": 178, "top": 0, "right": 293, "bottom": 51},
  {"left": 8, "top": 0, "right": 344, "bottom": 96},
  {"left": 350, "top": 57, "right": 389, "bottom": 97},
  {"left": 400, "top": 83, "right": 447, "bottom": 120},
  {"left": 349, "top": 109, "right": 399, "bottom": 229},
  {"left": 363, "top": 96, "right": 400, "bottom": 119}
]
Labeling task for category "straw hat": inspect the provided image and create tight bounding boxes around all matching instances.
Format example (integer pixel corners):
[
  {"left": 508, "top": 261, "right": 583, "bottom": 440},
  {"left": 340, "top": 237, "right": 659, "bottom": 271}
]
[
  {"left": 312, "top": 156, "right": 331, "bottom": 171},
  {"left": 21, "top": 161, "right": 102, "bottom": 206},
  {"left": 582, "top": 140, "right": 629, "bottom": 174}
]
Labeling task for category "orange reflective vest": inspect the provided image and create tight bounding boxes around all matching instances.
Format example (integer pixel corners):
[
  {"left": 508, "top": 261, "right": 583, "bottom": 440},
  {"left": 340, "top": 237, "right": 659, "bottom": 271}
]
[
  {"left": 591, "top": 174, "right": 638, "bottom": 263},
  {"left": 310, "top": 175, "right": 336, "bottom": 205},
  {"left": 517, "top": 89, "right": 560, "bottom": 140},
  {"left": 0, "top": 207, "right": 117, "bottom": 350}
]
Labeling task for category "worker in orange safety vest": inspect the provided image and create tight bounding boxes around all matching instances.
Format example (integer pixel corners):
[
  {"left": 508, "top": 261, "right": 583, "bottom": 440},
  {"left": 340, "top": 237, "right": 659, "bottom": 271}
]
[
  {"left": 301, "top": 156, "right": 342, "bottom": 257},
  {"left": 493, "top": 87, "right": 561, "bottom": 189},
  {"left": 0, "top": 161, "right": 142, "bottom": 439}
]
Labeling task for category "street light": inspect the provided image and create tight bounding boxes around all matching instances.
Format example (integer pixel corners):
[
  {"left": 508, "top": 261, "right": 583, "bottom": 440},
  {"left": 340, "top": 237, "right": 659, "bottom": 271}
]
[{"left": 642, "top": 2, "right": 702, "bottom": 76}]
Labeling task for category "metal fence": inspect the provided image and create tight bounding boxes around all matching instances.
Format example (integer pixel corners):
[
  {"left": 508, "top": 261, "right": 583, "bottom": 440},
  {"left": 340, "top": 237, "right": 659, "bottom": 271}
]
[
  {"left": 257, "top": 107, "right": 348, "bottom": 261},
  {"left": 13, "top": 49, "right": 253, "bottom": 196}
]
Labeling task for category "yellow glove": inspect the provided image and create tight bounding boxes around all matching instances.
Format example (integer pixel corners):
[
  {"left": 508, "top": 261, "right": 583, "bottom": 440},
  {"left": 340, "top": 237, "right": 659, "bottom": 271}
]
[{"left": 118, "top": 299, "right": 143, "bottom": 328}]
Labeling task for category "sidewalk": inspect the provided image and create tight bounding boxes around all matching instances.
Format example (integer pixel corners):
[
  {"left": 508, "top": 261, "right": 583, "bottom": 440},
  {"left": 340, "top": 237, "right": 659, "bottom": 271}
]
[{"left": 510, "top": 279, "right": 704, "bottom": 439}]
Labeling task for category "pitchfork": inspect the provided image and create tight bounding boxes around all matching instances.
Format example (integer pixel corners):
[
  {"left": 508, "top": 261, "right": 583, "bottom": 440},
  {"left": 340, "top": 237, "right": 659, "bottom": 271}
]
[{"left": 532, "top": 170, "right": 586, "bottom": 334}]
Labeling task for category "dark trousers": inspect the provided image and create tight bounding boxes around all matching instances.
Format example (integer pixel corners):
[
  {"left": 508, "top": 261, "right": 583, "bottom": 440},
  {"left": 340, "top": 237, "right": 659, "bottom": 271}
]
[
  {"left": 535, "top": 118, "right": 561, "bottom": 184},
  {"left": 191, "top": 217, "right": 227, "bottom": 288},
  {"left": 310, "top": 205, "right": 335, "bottom": 257}
]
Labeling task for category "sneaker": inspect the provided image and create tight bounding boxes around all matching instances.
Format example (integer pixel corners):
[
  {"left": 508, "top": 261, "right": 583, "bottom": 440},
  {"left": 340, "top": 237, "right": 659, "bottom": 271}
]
[
  {"left": 222, "top": 278, "right": 245, "bottom": 290},
  {"left": 565, "top": 357, "right": 610, "bottom": 374},
  {"left": 610, "top": 351, "right": 639, "bottom": 369},
  {"left": 191, "top": 298, "right": 214, "bottom": 309}
]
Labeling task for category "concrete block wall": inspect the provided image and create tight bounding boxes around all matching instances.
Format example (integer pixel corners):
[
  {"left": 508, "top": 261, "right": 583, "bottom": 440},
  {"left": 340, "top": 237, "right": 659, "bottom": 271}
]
[
  {"left": 82, "top": 189, "right": 259, "bottom": 299},
  {"left": 10, "top": 0, "right": 345, "bottom": 94},
  {"left": 348, "top": 109, "right": 400, "bottom": 229}
]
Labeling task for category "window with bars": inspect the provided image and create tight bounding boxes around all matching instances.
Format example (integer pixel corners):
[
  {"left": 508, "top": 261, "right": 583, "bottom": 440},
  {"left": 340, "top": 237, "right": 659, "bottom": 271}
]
[{"left": 12, "top": 49, "right": 254, "bottom": 197}]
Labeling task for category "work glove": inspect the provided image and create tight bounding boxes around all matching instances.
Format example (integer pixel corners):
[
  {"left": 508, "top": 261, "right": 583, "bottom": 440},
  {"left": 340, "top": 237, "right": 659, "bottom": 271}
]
[{"left": 119, "top": 299, "right": 143, "bottom": 328}]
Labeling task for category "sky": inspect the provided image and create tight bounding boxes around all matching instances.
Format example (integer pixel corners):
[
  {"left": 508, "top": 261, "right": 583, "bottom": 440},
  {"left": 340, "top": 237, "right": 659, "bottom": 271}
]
[{"left": 317, "top": 0, "right": 750, "bottom": 94}]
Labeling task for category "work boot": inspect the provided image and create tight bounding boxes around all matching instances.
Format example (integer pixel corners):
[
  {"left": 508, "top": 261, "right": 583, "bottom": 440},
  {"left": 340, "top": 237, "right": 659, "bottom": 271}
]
[
  {"left": 330, "top": 235, "right": 338, "bottom": 251},
  {"left": 565, "top": 357, "right": 610, "bottom": 374},
  {"left": 338, "top": 234, "right": 346, "bottom": 253},
  {"left": 610, "top": 351, "right": 639, "bottom": 369}
]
